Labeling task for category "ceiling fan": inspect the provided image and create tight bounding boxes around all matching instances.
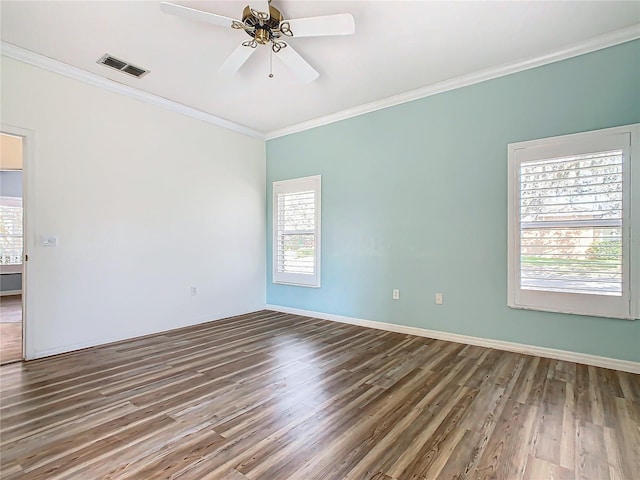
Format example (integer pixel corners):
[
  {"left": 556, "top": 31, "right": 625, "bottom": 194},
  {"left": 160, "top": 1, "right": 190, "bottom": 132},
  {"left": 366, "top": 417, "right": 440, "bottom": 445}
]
[{"left": 160, "top": 1, "right": 355, "bottom": 82}]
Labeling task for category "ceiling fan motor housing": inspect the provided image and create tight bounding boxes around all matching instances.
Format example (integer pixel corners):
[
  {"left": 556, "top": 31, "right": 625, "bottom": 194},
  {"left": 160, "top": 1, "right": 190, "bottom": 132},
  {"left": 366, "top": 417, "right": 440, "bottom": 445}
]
[{"left": 242, "top": 5, "right": 283, "bottom": 44}]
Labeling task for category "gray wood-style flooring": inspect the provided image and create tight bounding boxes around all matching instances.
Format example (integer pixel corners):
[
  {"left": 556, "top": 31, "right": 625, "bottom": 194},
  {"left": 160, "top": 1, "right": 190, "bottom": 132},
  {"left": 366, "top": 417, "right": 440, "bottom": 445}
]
[
  {"left": 0, "top": 295, "right": 22, "bottom": 365},
  {"left": 1, "top": 310, "right": 638, "bottom": 479}
]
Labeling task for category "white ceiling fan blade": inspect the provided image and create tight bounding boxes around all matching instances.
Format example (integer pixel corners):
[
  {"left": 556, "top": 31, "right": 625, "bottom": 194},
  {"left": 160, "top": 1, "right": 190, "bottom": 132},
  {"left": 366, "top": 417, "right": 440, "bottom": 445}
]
[
  {"left": 277, "top": 44, "right": 319, "bottom": 83},
  {"left": 285, "top": 14, "right": 355, "bottom": 38},
  {"left": 219, "top": 43, "right": 257, "bottom": 76},
  {"left": 248, "top": 1, "right": 271, "bottom": 21},
  {"left": 160, "top": 2, "right": 237, "bottom": 29}
]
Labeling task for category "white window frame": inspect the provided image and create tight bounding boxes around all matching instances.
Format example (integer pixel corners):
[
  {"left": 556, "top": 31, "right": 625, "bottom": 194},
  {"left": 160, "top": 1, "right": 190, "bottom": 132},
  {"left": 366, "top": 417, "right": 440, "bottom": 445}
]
[
  {"left": 272, "top": 175, "right": 321, "bottom": 287},
  {"left": 508, "top": 124, "right": 639, "bottom": 320}
]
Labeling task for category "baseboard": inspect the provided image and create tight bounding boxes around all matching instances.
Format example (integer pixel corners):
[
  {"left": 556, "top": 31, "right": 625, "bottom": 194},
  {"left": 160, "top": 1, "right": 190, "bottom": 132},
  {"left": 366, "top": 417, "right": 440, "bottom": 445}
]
[
  {"left": 0, "top": 290, "right": 22, "bottom": 297},
  {"left": 27, "top": 307, "right": 264, "bottom": 361},
  {"left": 266, "top": 304, "right": 640, "bottom": 374}
]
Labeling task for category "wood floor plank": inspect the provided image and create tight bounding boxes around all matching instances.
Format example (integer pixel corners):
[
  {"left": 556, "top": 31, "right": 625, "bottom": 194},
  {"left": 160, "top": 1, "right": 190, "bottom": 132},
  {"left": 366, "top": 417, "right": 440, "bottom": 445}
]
[
  {"left": 508, "top": 354, "right": 537, "bottom": 403},
  {"left": 341, "top": 357, "right": 482, "bottom": 479},
  {"left": 0, "top": 310, "right": 638, "bottom": 480},
  {"left": 382, "top": 387, "right": 472, "bottom": 478},
  {"left": 70, "top": 420, "right": 224, "bottom": 479},
  {"left": 603, "top": 425, "right": 631, "bottom": 480},
  {"left": 0, "top": 401, "right": 139, "bottom": 464},
  {"left": 393, "top": 387, "right": 476, "bottom": 479},
  {"left": 522, "top": 455, "right": 574, "bottom": 480},
  {"left": 575, "top": 420, "right": 611, "bottom": 480},
  {"left": 587, "top": 365, "right": 606, "bottom": 426},
  {"left": 0, "top": 323, "right": 22, "bottom": 365},
  {"left": 611, "top": 397, "right": 640, "bottom": 477},
  {"left": 616, "top": 370, "right": 640, "bottom": 403},
  {"left": 284, "top": 368, "right": 454, "bottom": 480},
  {"left": 473, "top": 399, "right": 537, "bottom": 480},
  {"left": 244, "top": 365, "right": 437, "bottom": 479},
  {"left": 559, "top": 381, "right": 576, "bottom": 470},
  {"left": 532, "top": 378, "right": 566, "bottom": 464},
  {"left": 0, "top": 295, "right": 22, "bottom": 365}
]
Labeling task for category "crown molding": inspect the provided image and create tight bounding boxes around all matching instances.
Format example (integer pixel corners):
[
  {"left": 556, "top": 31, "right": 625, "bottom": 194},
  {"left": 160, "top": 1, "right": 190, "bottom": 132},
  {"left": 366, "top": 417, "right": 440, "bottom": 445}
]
[
  {"left": 0, "top": 42, "right": 265, "bottom": 140},
  {"left": 3, "top": 23, "right": 639, "bottom": 143},
  {"left": 266, "top": 24, "right": 640, "bottom": 140}
]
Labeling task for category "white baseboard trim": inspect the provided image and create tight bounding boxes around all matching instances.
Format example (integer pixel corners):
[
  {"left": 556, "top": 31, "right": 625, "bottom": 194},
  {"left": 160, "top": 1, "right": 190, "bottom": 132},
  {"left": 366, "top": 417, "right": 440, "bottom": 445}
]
[
  {"left": 0, "top": 290, "right": 22, "bottom": 297},
  {"left": 266, "top": 304, "right": 640, "bottom": 374},
  {"left": 27, "top": 307, "right": 263, "bottom": 361}
]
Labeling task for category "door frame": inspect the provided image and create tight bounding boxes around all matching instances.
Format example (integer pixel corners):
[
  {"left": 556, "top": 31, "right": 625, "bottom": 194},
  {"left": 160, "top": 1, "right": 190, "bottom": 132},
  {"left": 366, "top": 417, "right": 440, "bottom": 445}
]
[{"left": 2, "top": 123, "right": 36, "bottom": 361}]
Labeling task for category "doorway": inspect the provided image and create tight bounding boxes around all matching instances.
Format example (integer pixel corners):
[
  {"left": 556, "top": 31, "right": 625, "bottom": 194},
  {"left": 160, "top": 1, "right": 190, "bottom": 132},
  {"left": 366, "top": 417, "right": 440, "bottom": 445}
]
[{"left": 1, "top": 132, "right": 24, "bottom": 364}]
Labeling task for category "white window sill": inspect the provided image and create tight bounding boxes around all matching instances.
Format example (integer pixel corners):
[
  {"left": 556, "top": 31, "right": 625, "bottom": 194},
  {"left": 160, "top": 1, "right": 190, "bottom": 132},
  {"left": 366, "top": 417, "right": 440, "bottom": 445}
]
[
  {"left": 508, "top": 303, "right": 638, "bottom": 321},
  {"left": 273, "top": 280, "right": 321, "bottom": 288}
]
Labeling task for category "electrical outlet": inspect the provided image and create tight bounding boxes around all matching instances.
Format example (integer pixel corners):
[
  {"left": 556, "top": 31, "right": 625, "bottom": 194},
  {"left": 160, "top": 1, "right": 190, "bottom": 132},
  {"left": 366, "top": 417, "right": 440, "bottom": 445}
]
[
  {"left": 190, "top": 286, "right": 198, "bottom": 296},
  {"left": 393, "top": 289, "right": 400, "bottom": 300},
  {"left": 435, "top": 293, "right": 443, "bottom": 305}
]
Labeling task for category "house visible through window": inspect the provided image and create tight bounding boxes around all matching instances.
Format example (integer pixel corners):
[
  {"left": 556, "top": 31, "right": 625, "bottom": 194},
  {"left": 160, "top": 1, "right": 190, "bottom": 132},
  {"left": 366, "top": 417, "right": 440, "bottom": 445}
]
[
  {"left": 508, "top": 125, "right": 638, "bottom": 319},
  {"left": 273, "top": 175, "right": 321, "bottom": 287}
]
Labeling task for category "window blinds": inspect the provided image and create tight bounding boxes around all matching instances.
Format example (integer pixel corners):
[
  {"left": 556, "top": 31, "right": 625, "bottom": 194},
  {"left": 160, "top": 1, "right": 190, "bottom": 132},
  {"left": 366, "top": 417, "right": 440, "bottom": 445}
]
[
  {"left": 273, "top": 175, "right": 321, "bottom": 287},
  {"left": 276, "top": 189, "right": 316, "bottom": 275},
  {"left": 0, "top": 197, "right": 23, "bottom": 265},
  {"left": 519, "top": 150, "right": 623, "bottom": 296}
]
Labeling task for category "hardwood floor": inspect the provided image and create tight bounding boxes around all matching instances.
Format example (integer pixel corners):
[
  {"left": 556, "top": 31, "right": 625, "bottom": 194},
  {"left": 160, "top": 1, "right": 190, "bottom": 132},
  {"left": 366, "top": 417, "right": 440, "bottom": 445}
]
[
  {"left": 0, "top": 310, "right": 638, "bottom": 479},
  {"left": 0, "top": 295, "right": 22, "bottom": 364}
]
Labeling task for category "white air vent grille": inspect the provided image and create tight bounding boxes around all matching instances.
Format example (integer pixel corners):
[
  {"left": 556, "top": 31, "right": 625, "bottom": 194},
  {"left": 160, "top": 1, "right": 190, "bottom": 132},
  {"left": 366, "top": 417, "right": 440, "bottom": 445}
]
[{"left": 98, "top": 54, "right": 149, "bottom": 78}]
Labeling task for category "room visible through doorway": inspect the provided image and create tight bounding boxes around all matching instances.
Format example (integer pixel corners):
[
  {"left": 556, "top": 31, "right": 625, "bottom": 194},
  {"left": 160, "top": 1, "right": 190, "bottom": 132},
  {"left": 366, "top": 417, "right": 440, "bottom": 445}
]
[{"left": 1, "top": 132, "right": 24, "bottom": 364}]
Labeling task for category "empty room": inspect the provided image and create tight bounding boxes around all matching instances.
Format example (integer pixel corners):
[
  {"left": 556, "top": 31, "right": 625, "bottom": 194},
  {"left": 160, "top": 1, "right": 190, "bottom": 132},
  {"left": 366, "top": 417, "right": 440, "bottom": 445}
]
[{"left": 0, "top": 1, "right": 639, "bottom": 479}]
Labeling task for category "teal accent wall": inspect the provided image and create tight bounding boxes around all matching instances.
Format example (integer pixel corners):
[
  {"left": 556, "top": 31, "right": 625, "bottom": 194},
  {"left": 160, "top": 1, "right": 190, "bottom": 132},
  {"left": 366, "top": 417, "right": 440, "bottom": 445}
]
[{"left": 266, "top": 40, "right": 640, "bottom": 362}]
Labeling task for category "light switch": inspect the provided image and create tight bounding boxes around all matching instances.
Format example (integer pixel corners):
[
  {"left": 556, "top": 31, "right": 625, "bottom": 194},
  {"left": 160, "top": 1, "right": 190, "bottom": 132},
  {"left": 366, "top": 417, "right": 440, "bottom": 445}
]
[{"left": 42, "top": 236, "right": 57, "bottom": 247}]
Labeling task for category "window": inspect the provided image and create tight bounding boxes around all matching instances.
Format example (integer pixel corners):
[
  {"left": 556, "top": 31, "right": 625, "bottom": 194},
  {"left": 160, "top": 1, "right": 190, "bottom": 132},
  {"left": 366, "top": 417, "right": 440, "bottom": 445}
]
[
  {"left": 508, "top": 125, "right": 638, "bottom": 319},
  {"left": 273, "top": 175, "right": 321, "bottom": 287},
  {"left": 0, "top": 196, "right": 23, "bottom": 270}
]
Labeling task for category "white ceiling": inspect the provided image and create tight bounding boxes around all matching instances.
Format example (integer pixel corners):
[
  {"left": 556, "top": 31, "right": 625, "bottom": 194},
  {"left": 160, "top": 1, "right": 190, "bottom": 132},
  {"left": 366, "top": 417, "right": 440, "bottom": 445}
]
[{"left": 2, "top": 1, "right": 639, "bottom": 137}]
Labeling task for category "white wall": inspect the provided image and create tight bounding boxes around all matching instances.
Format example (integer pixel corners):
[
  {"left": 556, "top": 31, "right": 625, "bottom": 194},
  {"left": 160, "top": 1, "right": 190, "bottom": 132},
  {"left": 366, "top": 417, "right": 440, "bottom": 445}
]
[{"left": 1, "top": 56, "right": 266, "bottom": 359}]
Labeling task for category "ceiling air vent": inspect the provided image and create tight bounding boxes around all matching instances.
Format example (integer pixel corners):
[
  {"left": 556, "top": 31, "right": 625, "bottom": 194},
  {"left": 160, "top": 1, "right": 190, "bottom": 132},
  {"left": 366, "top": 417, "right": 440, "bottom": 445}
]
[{"left": 98, "top": 54, "right": 149, "bottom": 78}]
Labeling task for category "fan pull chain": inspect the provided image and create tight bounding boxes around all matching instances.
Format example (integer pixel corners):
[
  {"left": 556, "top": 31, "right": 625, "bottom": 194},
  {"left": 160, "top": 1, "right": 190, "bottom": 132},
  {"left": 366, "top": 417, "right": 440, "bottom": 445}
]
[{"left": 269, "top": 48, "right": 274, "bottom": 78}]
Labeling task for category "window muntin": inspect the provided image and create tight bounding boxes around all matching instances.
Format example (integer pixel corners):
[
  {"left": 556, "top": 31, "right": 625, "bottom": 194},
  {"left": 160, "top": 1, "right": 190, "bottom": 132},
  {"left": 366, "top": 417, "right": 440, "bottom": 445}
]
[{"left": 273, "top": 175, "right": 321, "bottom": 287}]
